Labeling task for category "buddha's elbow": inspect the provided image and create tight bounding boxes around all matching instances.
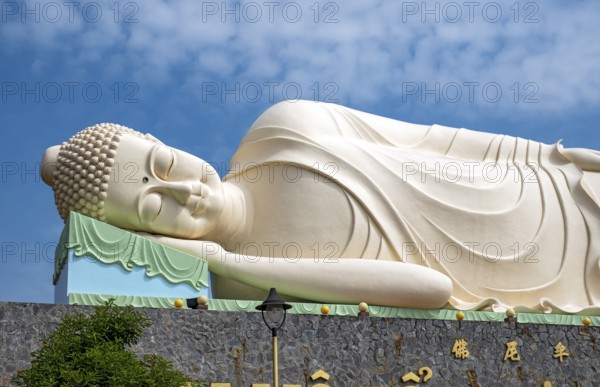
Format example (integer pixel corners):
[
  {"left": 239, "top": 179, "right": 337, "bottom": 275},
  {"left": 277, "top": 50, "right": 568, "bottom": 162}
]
[
  {"left": 406, "top": 267, "right": 453, "bottom": 309},
  {"left": 429, "top": 274, "right": 453, "bottom": 309}
]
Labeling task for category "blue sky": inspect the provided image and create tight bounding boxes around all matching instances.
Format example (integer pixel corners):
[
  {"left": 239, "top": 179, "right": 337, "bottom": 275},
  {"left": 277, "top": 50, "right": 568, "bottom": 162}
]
[{"left": 0, "top": 0, "right": 599, "bottom": 304}]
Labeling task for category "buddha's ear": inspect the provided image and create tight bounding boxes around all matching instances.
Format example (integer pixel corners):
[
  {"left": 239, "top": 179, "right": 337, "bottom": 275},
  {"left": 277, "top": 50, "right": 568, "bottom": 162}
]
[{"left": 41, "top": 145, "right": 61, "bottom": 186}]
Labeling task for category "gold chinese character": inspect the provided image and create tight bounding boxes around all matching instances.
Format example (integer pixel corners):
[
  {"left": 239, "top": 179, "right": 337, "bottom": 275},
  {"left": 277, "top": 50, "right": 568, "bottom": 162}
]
[
  {"left": 310, "top": 369, "right": 330, "bottom": 387},
  {"left": 401, "top": 367, "right": 433, "bottom": 384},
  {"left": 401, "top": 372, "right": 420, "bottom": 383},
  {"left": 504, "top": 340, "right": 521, "bottom": 361},
  {"left": 553, "top": 342, "right": 569, "bottom": 362},
  {"left": 418, "top": 367, "right": 433, "bottom": 383},
  {"left": 452, "top": 338, "right": 470, "bottom": 359},
  {"left": 310, "top": 369, "right": 330, "bottom": 381}
]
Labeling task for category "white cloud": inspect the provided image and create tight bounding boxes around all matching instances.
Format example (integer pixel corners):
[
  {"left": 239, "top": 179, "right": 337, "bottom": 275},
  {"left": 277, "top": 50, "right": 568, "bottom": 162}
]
[{"left": 1, "top": 0, "right": 598, "bottom": 116}]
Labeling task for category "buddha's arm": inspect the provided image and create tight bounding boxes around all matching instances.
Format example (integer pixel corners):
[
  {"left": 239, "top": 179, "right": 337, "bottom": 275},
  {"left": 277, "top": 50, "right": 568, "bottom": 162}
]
[{"left": 141, "top": 233, "right": 452, "bottom": 309}]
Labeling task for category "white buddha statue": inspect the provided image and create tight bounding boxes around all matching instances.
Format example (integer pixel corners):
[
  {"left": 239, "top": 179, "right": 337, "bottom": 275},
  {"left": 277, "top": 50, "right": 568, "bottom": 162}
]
[{"left": 41, "top": 101, "right": 600, "bottom": 312}]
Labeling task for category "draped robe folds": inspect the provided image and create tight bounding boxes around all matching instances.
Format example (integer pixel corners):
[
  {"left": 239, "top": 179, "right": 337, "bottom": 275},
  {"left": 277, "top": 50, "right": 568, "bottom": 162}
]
[{"left": 225, "top": 101, "right": 600, "bottom": 313}]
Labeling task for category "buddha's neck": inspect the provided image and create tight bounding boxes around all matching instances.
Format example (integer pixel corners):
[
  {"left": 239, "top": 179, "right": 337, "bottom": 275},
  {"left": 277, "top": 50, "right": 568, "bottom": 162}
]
[{"left": 204, "top": 182, "right": 252, "bottom": 244}]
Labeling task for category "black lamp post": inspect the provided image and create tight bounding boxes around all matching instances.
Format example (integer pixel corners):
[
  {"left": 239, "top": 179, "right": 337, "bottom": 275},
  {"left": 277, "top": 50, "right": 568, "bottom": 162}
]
[{"left": 256, "top": 288, "right": 292, "bottom": 387}]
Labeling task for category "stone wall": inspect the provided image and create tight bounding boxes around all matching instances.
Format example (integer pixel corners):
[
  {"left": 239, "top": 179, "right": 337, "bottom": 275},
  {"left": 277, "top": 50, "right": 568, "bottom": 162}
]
[{"left": 0, "top": 302, "right": 599, "bottom": 386}]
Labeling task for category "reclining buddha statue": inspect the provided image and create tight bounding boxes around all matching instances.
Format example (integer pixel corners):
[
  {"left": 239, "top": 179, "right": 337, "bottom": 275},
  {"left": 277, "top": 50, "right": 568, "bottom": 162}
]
[{"left": 41, "top": 101, "right": 600, "bottom": 312}]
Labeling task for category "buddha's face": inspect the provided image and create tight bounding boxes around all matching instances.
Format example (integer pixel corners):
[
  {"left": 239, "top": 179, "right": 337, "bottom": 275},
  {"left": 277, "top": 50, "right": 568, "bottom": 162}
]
[{"left": 104, "top": 134, "right": 225, "bottom": 239}]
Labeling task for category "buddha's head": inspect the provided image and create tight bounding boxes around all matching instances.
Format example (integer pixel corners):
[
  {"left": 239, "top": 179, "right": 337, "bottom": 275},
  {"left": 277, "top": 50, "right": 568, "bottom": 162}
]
[{"left": 41, "top": 124, "right": 225, "bottom": 239}]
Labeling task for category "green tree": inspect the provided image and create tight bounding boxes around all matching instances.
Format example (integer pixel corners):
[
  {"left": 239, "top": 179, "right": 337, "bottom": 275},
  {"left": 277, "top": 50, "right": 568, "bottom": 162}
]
[{"left": 14, "top": 300, "right": 202, "bottom": 386}]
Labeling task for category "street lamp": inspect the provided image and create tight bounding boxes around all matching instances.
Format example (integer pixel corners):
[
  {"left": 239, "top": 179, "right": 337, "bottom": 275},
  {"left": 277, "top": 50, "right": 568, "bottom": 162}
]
[{"left": 256, "top": 288, "right": 292, "bottom": 387}]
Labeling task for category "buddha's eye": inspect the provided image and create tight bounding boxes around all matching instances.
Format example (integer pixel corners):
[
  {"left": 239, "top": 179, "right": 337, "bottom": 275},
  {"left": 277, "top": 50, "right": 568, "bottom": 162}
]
[
  {"left": 142, "top": 177, "right": 149, "bottom": 183},
  {"left": 140, "top": 193, "right": 162, "bottom": 223},
  {"left": 153, "top": 146, "right": 174, "bottom": 180}
]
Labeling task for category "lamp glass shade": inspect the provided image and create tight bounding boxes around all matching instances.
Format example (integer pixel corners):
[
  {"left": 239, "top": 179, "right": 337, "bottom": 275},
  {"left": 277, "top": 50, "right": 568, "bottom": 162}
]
[
  {"left": 256, "top": 288, "right": 292, "bottom": 331},
  {"left": 265, "top": 305, "right": 284, "bottom": 327}
]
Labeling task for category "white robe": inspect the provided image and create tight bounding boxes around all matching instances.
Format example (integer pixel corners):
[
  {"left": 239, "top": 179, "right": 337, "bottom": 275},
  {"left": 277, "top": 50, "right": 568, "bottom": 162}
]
[{"left": 226, "top": 101, "right": 600, "bottom": 312}]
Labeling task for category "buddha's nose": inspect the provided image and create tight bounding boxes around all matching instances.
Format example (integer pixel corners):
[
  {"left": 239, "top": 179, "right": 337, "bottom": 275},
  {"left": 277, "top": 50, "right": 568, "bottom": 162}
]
[{"left": 167, "top": 182, "right": 203, "bottom": 205}]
